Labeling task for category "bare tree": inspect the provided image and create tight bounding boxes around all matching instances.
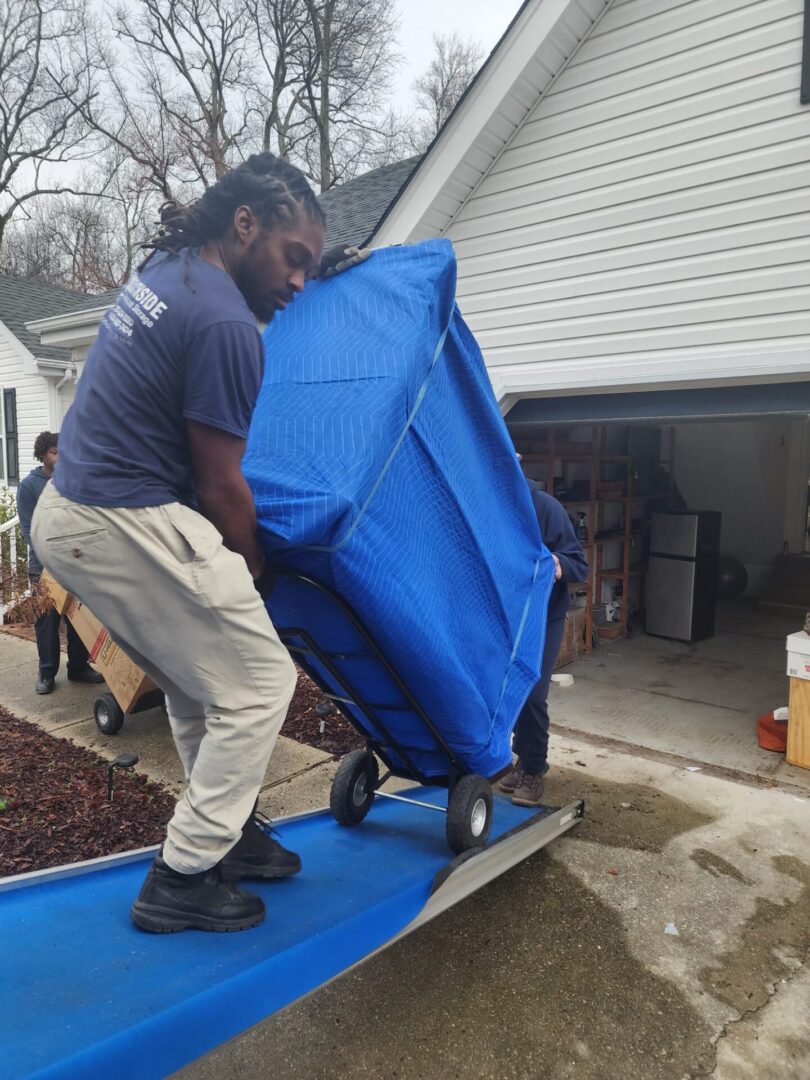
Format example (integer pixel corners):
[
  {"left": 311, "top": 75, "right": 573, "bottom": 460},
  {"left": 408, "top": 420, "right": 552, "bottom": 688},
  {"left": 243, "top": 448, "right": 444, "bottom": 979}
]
[
  {"left": 68, "top": 0, "right": 401, "bottom": 200},
  {"left": 0, "top": 0, "right": 98, "bottom": 252},
  {"left": 246, "top": 0, "right": 312, "bottom": 163},
  {"left": 94, "top": 152, "right": 158, "bottom": 285},
  {"left": 114, "top": 0, "right": 254, "bottom": 184},
  {"left": 247, "top": 0, "right": 401, "bottom": 191},
  {"left": 2, "top": 150, "right": 158, "bottom": 291},
  {"left": 410, "top": 32, "right": 483, "bottom": 151},
  {"left": 299, "top": 0, "right": 401, "bottom": 190},
  {"left": 79, "top": 41, "right": 185, "bottom": 204},
  {"left": 0, "top": 201, "right": 62, "bottom": 282},
  {"left": 71, "top": 0, "right": 255, "bottom": 206}
]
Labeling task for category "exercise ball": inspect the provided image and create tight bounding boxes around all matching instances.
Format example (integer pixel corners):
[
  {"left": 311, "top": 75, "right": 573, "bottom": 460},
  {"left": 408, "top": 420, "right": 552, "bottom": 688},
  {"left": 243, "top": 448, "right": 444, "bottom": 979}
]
[{"left": 717, "top": 554, "right": 748, "bottom": 600}]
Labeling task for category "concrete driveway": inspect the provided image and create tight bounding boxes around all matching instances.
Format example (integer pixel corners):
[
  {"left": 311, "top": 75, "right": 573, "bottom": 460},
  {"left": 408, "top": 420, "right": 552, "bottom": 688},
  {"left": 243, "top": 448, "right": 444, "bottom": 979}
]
[
  {"left": 179, "top": 738, "right": 809, "bottom": 1080},
  {"left": 2, "top": 630, "right": 808, "bottom": 1079}
]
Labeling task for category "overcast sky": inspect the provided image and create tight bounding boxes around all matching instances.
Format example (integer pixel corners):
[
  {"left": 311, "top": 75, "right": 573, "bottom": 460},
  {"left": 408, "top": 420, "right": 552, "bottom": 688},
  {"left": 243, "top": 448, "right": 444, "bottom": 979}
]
[{"left": 393, "top": 0, "right": 523, "bottom": 106}]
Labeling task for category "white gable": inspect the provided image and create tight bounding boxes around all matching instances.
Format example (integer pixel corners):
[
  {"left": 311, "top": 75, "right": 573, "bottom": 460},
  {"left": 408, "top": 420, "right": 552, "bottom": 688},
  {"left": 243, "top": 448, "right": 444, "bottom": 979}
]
[{"left": 373, "top": 0, "right": 613, "bottom": 246}]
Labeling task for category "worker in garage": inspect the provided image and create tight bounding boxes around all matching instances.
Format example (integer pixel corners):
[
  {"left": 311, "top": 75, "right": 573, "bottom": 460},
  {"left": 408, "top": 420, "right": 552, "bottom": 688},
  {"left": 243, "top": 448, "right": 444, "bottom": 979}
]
[
  {"left": 32, "top": 153, "right": 367, "bottom": 934},
  {"left": 500, "top": 464, "right": 589, "bottom": 806}
]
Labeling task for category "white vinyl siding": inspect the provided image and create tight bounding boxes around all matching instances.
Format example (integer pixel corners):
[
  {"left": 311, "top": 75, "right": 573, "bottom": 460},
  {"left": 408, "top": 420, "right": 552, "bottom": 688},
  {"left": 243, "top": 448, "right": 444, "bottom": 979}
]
[
  {"left": 58, "top": 376, "right": 76, "bottom": 422},
  {"left": 445, "top": 0, "right": 810, "bottom": 384},
  {"left": 0, "top": 321, "right": 52, "bottom": 486},
  {"left": 401, "top": 0, "right": 612, "bottom": 243}
]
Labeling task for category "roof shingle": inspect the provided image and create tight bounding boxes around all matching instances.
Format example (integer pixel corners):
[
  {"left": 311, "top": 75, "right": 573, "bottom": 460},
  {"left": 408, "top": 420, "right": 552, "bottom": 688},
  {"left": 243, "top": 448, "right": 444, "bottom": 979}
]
[
  {"left": 0, "top": 274, "right": 91, "bottom": 362},
  {"left": 68, "top": 287, "right": 122, "bottom": 312},
  {"left": 319, "top": 156, "right": 422, "bottom": 249}
]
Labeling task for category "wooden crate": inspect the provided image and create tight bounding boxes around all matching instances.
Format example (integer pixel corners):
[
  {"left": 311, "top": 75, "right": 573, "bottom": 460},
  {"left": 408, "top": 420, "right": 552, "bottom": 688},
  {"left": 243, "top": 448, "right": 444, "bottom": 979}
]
[
  {"left": 787, "top": 676, "right": 810, "bottom": 770},
  {"left": 594, "top": 620, "right": 625, "bottom": 642},
  {"left": 555, "top": 607, "right": 587, "bottom": 669}
]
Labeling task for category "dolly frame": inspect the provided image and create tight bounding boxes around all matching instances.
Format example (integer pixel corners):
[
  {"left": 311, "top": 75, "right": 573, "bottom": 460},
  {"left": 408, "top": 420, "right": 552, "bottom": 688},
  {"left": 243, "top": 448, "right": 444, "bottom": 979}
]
[
  {"left": 273, "top": 567, "right": 475, "bottom": 792},
  {"left": 272, "top": 567, "right": 521, "bottom": 851}
]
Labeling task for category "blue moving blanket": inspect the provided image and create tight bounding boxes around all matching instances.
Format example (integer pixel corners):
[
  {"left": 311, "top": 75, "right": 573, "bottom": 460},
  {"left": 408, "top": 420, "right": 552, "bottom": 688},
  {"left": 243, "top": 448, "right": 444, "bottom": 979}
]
[{"left": 243, "top": 240, "right": 555, "bottom": 778}]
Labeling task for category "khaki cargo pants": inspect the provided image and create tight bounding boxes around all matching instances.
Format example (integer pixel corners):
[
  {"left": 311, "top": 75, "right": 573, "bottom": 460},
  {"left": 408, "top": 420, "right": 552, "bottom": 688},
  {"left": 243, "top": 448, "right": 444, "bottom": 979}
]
[{"left": 31, "top": 482, "right": 297, "bottom": 874}]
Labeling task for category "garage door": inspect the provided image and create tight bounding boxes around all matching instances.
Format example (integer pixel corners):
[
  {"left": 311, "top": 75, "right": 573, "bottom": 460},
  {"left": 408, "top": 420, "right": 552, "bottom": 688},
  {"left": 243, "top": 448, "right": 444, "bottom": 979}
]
[{"left": 506, "top": 381, "right": 810, "bottom": 426}]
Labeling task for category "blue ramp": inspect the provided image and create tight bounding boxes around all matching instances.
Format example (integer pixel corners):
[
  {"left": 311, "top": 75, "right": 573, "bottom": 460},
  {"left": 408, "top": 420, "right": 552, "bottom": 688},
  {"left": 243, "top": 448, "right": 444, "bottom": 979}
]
[{"left": 1, "top": 792, "right": 582, "bottom": 1079}]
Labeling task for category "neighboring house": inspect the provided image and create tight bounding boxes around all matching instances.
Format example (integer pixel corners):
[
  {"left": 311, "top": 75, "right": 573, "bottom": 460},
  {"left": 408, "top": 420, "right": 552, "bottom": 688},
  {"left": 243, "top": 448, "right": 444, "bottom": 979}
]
[{"left": 0, "top": 274, "right": 93, "bottom": 489}]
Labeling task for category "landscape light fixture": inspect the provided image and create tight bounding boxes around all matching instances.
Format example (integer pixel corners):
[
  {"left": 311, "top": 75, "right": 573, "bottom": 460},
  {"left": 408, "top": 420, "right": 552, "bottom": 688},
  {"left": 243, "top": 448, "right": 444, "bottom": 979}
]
[{"left": 107, "top": 753, "right": 139, "bottom": 803}]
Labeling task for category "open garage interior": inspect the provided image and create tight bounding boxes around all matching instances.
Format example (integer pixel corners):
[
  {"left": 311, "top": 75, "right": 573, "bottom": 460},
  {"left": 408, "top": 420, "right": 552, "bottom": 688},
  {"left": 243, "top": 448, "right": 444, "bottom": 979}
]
[{"left": 508, "top": 381, "right": 810, "bottom": 790}]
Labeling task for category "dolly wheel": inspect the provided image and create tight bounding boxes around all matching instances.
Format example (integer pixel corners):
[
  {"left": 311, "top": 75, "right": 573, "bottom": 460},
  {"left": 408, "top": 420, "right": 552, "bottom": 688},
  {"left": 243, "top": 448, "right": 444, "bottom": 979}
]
[
  {"left": 330, "top": 750, "right": 378, "bottom": 826},
  {"left": 446, "top": 774, "right": 493, "bottom": 854},
  {"left": 93, "top": 692, "right": 125, "bottom": 736}
]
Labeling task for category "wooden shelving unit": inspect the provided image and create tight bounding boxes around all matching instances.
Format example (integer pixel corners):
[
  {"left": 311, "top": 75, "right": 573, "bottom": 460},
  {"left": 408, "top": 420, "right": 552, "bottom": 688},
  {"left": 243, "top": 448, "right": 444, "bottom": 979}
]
[{"left": 518, "top": 425, "right": 674, "bottom": 649}]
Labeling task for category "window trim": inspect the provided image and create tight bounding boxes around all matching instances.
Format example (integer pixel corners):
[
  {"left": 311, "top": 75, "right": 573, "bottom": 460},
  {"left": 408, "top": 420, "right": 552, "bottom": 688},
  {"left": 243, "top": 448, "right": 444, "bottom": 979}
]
[
  {"left": 802, "top": 0, "right": 810, "bottom": 104},
  {"left": 0, "top": 387, "right": 5, "bottom": 484},
  {"left": 0, "top": 388, "right": 19, "bottom": 486}
]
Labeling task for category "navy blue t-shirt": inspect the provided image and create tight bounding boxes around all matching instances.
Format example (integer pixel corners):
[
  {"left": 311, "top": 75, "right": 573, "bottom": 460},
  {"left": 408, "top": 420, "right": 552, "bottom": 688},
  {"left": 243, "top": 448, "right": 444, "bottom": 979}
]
[{"left": 54, "top": 250, "right": 264, "bottom": 507}]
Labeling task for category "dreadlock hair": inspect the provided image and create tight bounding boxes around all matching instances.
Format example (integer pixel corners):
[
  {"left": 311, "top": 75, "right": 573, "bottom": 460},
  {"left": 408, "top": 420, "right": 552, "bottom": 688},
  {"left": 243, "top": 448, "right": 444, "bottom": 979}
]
[
  {"left": 33, "top": 431, "right": 58, "bottom": 461},
  {"left": 140, "top": 153, "right": 325, "bottom": 267}
]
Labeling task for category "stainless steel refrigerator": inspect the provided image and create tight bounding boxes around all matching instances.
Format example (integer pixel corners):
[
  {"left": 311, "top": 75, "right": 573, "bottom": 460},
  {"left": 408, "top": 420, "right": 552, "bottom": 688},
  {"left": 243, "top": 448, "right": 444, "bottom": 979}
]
[{"left": 645, "top": 511, "right": 721, "bottom": 642}]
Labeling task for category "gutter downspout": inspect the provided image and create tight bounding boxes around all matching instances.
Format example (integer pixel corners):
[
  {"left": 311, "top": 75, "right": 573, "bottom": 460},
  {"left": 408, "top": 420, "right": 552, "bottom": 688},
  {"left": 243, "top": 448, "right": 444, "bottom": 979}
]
[{"left": 54, "top": 364, "right": 78, "bottom": 392}]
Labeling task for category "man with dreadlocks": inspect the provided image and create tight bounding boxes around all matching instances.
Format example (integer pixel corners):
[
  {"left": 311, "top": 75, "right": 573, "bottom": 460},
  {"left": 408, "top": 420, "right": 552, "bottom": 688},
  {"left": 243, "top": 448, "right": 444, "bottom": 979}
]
[{"left": 32, "top": 153, "right": 367, "bottom": 933}]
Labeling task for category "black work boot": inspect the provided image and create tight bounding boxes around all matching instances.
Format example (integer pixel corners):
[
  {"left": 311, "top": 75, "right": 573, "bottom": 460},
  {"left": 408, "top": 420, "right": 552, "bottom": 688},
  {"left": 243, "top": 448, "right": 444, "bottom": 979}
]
[
  {"left": 222, "top": 809, "right": 302, "bottom": 881},
  {"left": 130, "top": 854, "right": 265, "bottom": 933},
  {"left": 36, "top": 674, "right": 55, "bottom": 695}
]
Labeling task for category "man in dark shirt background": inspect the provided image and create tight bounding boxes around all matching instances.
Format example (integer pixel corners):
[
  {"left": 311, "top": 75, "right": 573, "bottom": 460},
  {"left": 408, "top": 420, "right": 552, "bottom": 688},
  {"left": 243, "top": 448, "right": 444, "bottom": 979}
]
[
  {"left": 16, "top": 431, "right": 103, "bottom": 695},
  {"left": 500, "top": 469, "right": 589, "bottom": 806}
]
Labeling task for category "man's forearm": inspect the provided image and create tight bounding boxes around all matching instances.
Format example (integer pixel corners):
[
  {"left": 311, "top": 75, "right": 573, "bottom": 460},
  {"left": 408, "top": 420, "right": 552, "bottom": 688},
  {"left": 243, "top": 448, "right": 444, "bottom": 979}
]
[{"left": 195, "top": 476, "right": 265, "bottom": 578}]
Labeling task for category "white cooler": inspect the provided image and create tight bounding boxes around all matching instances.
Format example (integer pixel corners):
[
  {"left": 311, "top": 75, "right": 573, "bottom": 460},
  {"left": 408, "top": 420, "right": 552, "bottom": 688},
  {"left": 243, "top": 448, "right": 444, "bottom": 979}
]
[{"left": 786, "top": 631, "right": 810, "bottom": 681}]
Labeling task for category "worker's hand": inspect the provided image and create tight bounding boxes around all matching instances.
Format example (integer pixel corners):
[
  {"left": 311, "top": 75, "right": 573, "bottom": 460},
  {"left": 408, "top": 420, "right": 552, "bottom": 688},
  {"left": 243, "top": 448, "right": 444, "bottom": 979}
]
[
  {"left": 253, "top": 563, "right": 277, "bottom": 601},
  {"left": 553, "top": 554, "right": 562, "bottom": 581},
  {"left": 319, "top": 244, "right": 372, "bottom": 279}
]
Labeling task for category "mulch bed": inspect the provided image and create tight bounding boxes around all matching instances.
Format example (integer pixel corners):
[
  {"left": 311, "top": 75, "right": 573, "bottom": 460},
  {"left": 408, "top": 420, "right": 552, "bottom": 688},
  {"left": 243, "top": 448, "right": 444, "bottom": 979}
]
[
  {"left": 282, "top": 670, "right": 364, "bottom": 756},
  {"left": 0, "top": 668, "right": 364, "bottom": 877},
  {"left": 0, "top": 570, "right": 367, "bottom": 875},
  {"left": 0, "top": 705, "right": 176, "bottom": 877},
  {"left": 0, "top": 623, "right": 38, "bottom": 646}
]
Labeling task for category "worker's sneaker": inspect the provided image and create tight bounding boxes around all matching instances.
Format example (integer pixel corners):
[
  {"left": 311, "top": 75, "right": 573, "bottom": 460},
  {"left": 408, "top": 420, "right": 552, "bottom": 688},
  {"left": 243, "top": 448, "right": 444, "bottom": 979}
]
[
  {"left": 222, "top": 810, "right": 302, "bottom": 881},
  {"left": 511, "top": 770, "right": 547, "bottom": 808},
  {"left": 130, "top": 855, "right": 265, "bottom": 934},
  {"left": 498, "top": 763, "right": 525, "bottom": 794}
]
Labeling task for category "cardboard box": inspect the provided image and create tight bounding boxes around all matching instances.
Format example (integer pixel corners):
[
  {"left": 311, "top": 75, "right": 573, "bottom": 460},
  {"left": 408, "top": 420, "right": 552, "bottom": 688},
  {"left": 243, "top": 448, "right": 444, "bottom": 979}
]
[
  {"left": 42, "top": 571, "right": 156, "bottom": 714},
  {"left": 41, "top": 570, "right": 71, "bottom": 615},
  {"left": 786, "top": 631, "right": 810, "bottom": 681}
]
